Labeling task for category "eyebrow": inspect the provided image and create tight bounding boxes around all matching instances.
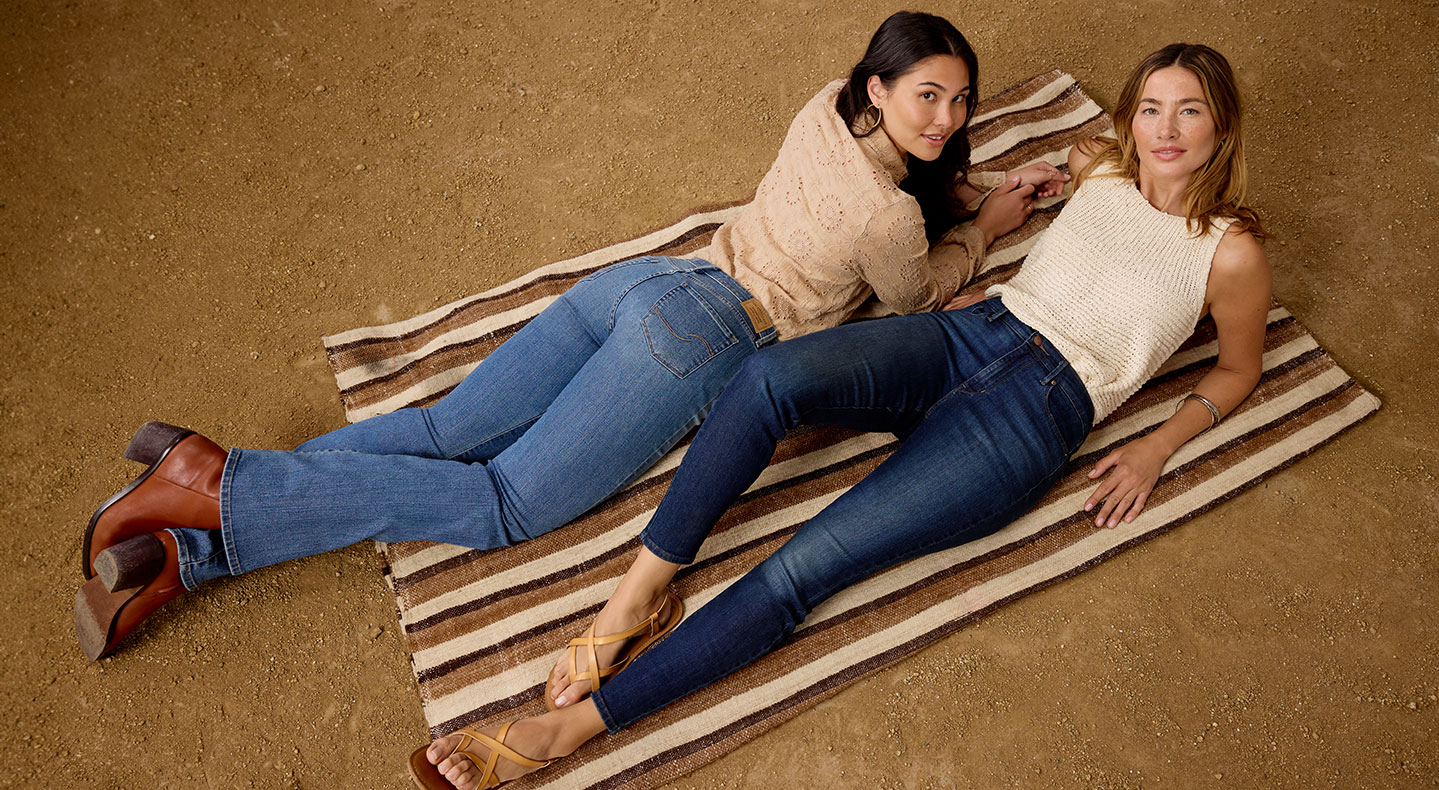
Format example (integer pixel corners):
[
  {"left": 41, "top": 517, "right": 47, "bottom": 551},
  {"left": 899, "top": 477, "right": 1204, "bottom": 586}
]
[
  {"left": 918, "top": 80, "right": 969, "bottom": 93},
  {"left": 1139, "top": 97, "right": 1207, "bottom": 105}
]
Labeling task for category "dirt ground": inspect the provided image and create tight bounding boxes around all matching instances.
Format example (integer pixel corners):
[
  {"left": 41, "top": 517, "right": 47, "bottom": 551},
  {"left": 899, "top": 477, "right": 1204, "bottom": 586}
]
[{"left": 2, "top": 0, "right": 1435, "bottom": 787}]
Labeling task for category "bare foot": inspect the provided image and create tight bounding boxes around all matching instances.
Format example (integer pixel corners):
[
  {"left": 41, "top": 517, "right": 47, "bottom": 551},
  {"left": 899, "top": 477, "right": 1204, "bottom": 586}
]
[{"left": 547, "top": 587, "right": 672, "bottom": 708}]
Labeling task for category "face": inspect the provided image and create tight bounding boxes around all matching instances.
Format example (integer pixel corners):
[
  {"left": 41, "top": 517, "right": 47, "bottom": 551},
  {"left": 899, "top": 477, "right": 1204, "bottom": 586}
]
[
  {"left": 1131, "top": 66, "right": 1219, "bottom": 182},
  {"left": 866, "top": 54, "right": 971, "bottom": 161}
]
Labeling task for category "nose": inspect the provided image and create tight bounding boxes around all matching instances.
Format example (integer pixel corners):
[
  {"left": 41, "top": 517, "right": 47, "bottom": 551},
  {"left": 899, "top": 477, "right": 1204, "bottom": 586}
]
[
  {"left": 1157, "top": 111, "right": 1178, "bottom": 138},
  {"left": 934, "top": 102, "right": 953, "bottom": 131}
]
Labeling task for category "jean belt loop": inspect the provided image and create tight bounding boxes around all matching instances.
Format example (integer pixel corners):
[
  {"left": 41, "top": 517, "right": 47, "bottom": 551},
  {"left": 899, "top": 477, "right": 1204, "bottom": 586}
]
[{"left": 983, "top": 297, "right": 1009, "bottom": 322}]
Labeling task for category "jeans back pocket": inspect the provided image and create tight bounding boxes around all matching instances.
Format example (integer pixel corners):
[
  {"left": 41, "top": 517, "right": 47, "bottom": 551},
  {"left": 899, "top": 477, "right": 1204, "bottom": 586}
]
[{"left": 642, "top": 281, "right": 739, "bottom": 378}]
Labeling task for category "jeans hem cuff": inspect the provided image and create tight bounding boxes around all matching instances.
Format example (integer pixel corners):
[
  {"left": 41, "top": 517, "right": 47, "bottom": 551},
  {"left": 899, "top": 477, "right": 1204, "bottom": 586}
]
[
  {"left": 640, "top": 532, "right": 694, "bottom": 566},
  {"left": 590, "top": 690, "right": 624, "bottom": 734},
  {"left": 219, "top": 448, "right": 246, "bottom": 576},
  {"left": 168, "top": 528, "right": 200, "bottom": 591}
]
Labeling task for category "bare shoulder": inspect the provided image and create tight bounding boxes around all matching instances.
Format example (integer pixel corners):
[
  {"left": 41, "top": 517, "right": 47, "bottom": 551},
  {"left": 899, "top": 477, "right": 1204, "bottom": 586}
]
[
  {"left": 1067, "top": 137, "right": 1106, "bottom": 172},
  {"left": 1207, "top": 226, "right": 1272, "bottom": 315},
  {"left": 1212, "top": 226, "right": 1270, "bottom": 284}
]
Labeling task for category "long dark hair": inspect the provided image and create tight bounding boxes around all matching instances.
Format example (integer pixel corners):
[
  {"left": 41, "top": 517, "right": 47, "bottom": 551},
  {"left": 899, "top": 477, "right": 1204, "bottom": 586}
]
[{"left": 836, "top": 11, "right": 980, "bottom": 242}]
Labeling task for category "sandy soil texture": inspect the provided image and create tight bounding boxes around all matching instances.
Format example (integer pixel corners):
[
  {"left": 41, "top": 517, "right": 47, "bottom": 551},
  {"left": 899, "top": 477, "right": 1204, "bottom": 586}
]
[{"left": 2, "top": 0, "right": 1435, "bottom": 787}]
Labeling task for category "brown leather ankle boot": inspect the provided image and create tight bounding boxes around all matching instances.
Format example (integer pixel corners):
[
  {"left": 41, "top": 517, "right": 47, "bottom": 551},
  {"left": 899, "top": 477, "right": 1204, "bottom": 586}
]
[
  {"left": 83, "top": 422, "right": 225, "bottom": 579},
  {"left": 74, "top": 531, "right": 187, "bottom": 660}
]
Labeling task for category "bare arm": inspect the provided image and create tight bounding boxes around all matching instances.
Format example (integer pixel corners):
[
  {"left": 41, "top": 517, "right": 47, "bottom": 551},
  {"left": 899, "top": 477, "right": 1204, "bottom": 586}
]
[{"left": 1083, "top": 227, "right": 1273, "bottom": 527}]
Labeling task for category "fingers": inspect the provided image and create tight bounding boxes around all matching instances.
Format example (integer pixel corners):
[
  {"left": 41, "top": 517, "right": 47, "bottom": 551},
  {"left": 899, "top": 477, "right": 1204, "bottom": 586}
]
[
  {"left": 1094, "top": 488, "right": 1120, "bottom": 526},
  {"left": 1087, "top": 453, "right": 1117, "bottom": 480},
  {"left": 1102, "top": 490, "right": 1139, "bottom": 528},
  {"left": 1084, "top": 472, "right": 1155, "bottom": 528},
  {"left": 1123, "top": 489, "right": 1150, "bottom": 524},
  {"left": 1084, "top": 474, "right": 1118, "bottom": 513}
]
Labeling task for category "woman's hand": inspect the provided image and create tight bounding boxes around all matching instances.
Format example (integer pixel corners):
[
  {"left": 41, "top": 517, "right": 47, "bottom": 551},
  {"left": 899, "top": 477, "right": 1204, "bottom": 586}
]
[
  {"left": 972, "top": 177, "right": 1036, "bottom": 245},
  {"left": 1083, "top": 433, "right": 1170, "bottom": 528},
  {"left": 942, "top": 291, "right": 987, "bottom": 311},
  {"left": 1007, "top": 162, "right": 1070, "bottom": 198}
]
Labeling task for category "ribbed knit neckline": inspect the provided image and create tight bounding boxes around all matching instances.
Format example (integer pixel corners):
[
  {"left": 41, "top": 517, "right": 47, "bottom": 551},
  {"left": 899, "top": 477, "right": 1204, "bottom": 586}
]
[{"left": 1126, "top": 179, "right": 1190, "bottom": 222}]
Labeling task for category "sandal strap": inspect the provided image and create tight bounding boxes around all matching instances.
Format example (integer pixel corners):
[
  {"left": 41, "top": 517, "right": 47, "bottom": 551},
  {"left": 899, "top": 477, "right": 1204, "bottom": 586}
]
[
  {"left": 565, "top": 605, "right": 663, "bottom": 688},
  {"left": 452, "top": 722, "right": 551, "bottom": 788}
]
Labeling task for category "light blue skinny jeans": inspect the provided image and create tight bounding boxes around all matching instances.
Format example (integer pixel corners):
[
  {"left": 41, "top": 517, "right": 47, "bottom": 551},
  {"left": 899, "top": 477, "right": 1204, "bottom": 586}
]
[
  {"left": 590, "top": 297, "right": 1094, "bottom": 731},
  {"left": 170, "top": 257, "right": 777, "bottom": 590}
]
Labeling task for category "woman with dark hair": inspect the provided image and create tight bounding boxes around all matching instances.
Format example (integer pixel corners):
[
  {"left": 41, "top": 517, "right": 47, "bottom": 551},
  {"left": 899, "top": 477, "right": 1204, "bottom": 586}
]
[
  {"left": 413, "top": 42, "right": 1270, "bottom": 789},
  {"left": 75, "top": 12, "right": 1064, "bottom": 661}
]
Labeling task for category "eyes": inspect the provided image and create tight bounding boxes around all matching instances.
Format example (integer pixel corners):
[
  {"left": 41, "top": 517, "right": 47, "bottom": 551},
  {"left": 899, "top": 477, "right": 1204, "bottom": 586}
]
[
  {"left": 920, "top": 91, "right": 969, "bottom": 103},
  {"left": 1140, "top": 107, "right": 1203, "bottom": 116}
]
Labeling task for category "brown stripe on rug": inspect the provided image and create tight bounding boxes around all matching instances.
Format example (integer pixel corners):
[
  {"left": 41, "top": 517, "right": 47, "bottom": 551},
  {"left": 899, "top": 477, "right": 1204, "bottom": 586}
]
[{"left": 319, "top": 72, "right": 1380, "bottom": 789}]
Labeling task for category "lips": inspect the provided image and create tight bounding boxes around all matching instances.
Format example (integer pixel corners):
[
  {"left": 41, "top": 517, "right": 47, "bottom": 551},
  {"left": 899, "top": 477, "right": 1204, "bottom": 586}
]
[
  {"left": 922, "top": 133, "right": 948, "bottom": 147},
  {"left": 1151, "top": 147, "right": 1187, "bottom": 161}
]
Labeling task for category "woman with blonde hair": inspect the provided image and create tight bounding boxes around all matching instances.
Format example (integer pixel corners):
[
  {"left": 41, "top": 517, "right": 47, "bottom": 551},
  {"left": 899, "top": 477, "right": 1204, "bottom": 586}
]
[{"left": 413, "top": 42, "right": 1272, "bottom": 790}]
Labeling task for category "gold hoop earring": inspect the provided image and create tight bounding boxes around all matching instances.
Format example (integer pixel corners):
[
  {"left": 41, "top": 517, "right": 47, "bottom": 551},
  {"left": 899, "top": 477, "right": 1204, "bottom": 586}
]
[{"left": 859, "top": 104, "right": 883, "bottom": 134}]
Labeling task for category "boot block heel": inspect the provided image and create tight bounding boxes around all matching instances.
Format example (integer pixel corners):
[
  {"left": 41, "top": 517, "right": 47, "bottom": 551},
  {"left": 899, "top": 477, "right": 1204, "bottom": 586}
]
[
  {"left": 123, "top": 421, "right": 193, "bottom": 465},
  {"left": 74, "top": 577, "right": 135, "bottom": 661},
  {"left": 95, "top": 534, "right": 166, "bottom": 592}
]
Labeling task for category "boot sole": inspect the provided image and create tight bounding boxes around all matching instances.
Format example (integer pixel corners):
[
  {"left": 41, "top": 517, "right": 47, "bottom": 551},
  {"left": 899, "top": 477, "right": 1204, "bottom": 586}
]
[{"left": 74, "top": 577, "right": 141, "bottom": 660}]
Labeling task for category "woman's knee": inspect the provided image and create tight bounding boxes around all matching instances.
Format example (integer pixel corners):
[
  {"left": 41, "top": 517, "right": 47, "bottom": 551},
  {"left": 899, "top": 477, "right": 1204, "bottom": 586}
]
[{"left": 751, "top": 550, "right": 832, "bottom": 629}]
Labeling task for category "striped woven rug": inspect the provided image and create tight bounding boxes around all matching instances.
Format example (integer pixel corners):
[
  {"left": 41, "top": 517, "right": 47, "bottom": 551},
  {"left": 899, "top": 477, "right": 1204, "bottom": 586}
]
[{"left": 322, "top": 71, "right": 1379, "bottom": 789}]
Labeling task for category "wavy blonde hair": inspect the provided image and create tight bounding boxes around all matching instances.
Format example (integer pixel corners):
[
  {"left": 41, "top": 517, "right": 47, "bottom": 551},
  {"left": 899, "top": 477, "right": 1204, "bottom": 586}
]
[{"left": 1077, "top": 43, "right": 1266, "bottom": 239}]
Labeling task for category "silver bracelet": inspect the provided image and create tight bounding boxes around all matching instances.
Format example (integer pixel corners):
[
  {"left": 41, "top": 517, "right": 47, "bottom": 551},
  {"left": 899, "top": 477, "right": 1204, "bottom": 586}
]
[{"left": 1177, "top": 393, "right": 1221, "bottom": 432}]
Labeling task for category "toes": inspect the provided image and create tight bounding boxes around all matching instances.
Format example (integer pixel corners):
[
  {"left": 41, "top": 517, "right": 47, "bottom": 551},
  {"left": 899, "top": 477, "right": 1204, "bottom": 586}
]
[
  {"left": 446, "top": 764, "right": 477, "bottom": 790},
  {"left": 441, "top": 756, "right": 480, "bottom": 790},
  {"left": 427, "top": 735, "right": 454, "bottom": 764},
  {"left": 555, "top": 678, "right": 592, "bottom": 708}
]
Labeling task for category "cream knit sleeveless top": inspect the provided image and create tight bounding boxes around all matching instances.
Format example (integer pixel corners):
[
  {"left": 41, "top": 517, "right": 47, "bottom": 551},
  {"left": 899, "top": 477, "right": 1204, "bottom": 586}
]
[{"left": 988, "top": 163, "right": 1231, "bottom": 422}]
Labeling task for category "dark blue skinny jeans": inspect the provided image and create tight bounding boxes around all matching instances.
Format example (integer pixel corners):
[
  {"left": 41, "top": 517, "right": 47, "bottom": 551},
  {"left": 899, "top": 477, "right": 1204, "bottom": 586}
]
[{"left": 590, "top": 296, "right": 1093, "bottom": 732}]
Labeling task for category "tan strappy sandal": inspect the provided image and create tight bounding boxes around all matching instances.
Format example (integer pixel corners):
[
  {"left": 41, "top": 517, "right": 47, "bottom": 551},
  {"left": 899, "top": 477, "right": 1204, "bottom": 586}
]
[
  {"left": 407, "top": 721, "right": 550, "bottom": 789},
  {"left": 544, "top": 587, "right": 684, "bottom": 711}
]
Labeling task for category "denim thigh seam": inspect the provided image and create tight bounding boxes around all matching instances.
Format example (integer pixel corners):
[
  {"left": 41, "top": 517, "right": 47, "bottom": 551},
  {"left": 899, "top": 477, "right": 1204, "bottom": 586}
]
[
  {"left": 610, "top": 386, "right": 723, "bottom": 497},
  {"left": 437, "top": 291, "right": 598, "bottom": 460}
]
